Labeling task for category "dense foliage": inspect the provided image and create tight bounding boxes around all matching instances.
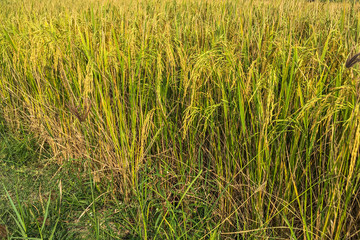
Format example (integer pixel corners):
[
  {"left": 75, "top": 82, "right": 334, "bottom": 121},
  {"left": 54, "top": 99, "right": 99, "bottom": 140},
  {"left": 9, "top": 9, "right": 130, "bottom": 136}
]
[{"left": 1, "top": 0, "right": 360, "bottom": 239}]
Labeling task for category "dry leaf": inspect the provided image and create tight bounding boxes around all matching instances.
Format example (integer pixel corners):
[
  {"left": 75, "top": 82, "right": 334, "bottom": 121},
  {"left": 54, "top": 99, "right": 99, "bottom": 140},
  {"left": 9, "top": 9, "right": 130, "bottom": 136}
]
[{"left": 0, "top": 224, "right": 8, "bottom": 239}]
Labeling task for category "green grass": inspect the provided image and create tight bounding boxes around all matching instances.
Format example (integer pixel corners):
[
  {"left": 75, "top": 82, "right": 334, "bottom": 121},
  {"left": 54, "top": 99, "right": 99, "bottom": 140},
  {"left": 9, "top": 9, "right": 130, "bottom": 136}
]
[
  {"left": 1, "top": 0, "right": 360, "bottom": 239},
  {"left": 0, "top": 113, "right": 218, "bottom": 239}
]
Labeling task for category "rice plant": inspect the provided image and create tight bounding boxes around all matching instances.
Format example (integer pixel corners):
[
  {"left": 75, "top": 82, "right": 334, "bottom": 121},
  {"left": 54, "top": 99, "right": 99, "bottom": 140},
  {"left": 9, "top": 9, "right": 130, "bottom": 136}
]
[{"left": 1, "top": 0, "right": 360, "bottom": 238}]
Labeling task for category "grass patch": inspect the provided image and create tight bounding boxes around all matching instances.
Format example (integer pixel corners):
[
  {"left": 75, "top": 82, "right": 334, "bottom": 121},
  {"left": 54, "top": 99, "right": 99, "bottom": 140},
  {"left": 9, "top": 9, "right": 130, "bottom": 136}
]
[
  {"left": 0, "top": 115, "right": 219, "bottom": 239},
  {"left": 0, "top": 115, "right": 130, "bottom": 239}
]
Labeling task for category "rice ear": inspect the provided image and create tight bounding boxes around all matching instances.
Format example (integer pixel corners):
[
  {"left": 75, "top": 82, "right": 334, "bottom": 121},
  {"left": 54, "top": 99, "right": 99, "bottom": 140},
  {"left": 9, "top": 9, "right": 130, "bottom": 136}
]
[{"left": 346, "top": 52, "right": 360, "bottom": 68}]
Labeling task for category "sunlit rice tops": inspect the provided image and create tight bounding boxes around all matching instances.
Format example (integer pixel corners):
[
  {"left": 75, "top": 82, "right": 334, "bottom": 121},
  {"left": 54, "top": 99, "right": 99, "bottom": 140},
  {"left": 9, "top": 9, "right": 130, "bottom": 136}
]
[{"left": 1, "top": 0, "right": 360, "bottom": 239}]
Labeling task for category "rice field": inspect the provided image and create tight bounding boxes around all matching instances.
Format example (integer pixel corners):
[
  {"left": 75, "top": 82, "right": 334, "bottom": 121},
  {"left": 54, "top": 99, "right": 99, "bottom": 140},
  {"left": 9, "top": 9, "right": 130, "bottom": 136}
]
[{"left": 1, "top": 0, "right": 360, "bottom": 239}]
